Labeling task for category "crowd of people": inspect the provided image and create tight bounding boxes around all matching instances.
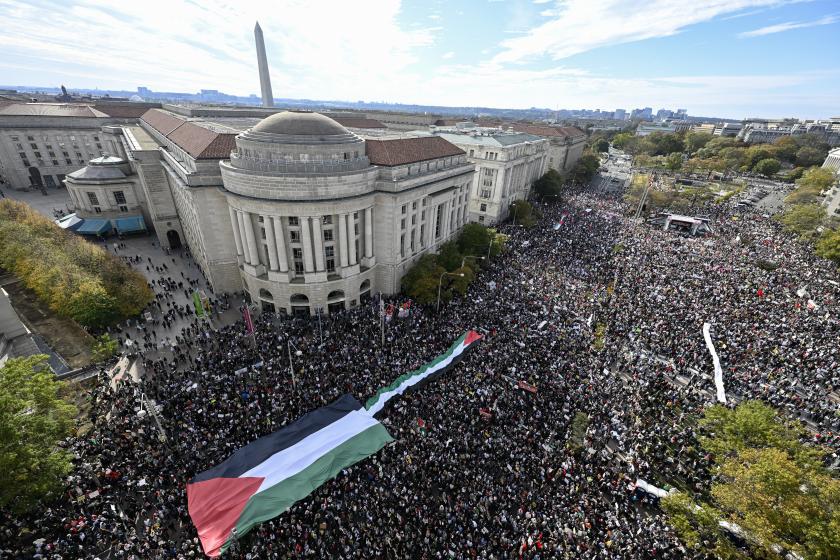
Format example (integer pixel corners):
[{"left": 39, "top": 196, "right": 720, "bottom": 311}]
[{"left": 2, "top": 182, "right": 838, "bottom": 559}]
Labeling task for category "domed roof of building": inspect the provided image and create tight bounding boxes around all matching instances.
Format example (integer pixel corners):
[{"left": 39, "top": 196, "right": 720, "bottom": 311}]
[{"left": 251, "top": 111, "right": 350, "bottom": 137}]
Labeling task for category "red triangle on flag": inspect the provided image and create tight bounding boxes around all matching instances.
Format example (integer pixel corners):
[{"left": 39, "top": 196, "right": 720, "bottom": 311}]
[
  {"left": 464, "top": 330, "right": 483, "bottom": 345},
  {"left": 187, "top": 476, "right": 264, "bottom": 557}
]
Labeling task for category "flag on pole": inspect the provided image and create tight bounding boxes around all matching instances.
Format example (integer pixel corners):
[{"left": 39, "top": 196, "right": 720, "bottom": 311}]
[
  {"left": 192, "top": 291, "right": 206, "bottom": 317},
  {"left": 243, "top": 306, "right": 255, "bottom": 335},
  {"left": 187, "top": 394, "right": 393, "bottom": 557}
]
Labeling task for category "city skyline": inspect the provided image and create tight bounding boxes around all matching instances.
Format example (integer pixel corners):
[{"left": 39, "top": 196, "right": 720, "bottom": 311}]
[{"left": 0, "top": 0, "right": 838, "bottom": 119}]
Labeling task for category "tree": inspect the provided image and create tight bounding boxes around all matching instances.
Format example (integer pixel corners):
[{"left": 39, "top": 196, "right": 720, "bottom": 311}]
[
  {"left": 815, "top": 228, "right": 840, "bottom": 264},
  {"left": 663, "top": 401, "right": 840, "bottom": 560},
  {"left": 743, "top": 146, "right": 775, "bottom": 170},
  {"left": 457, "top": 223, "right": 493, "bottom": 259},
  {"left": 91, "top": 333, "right": 119, "bottom": 362},
  {"left": 611, "top": 132, "right": 634, "bottom": 150},
  {"left": 773, "top": 136, "right": 799, "bottom": 163},
  {"left": 401, "top": 254, "right": 447, "bottom": 305},
  {"left": 592, "top": 138, "right": 609, "bottom": 153},
  {"left": 752, "top": 158, "right": 781, "bottom": 177},
  {"left": 569, "top": 154, "right": 600, "bottom": 183},
  {"left": 664, "top": 152, "right": 683, "bottom": 171},
  {"left": 780, "top": 204, "right": 826, "bottom": 237},
  {"left": 510, "top": 200, "right": 538, "bottom": 228},
  {"left": 448, "top": 265, "right": 475, "bottom": 296},
  {"left": 533, "top": 169, "right": 564, "bottom": 198},
  {"left": 0, "top": 355, "right": 76, "bottom": 513},
  {"left": 795, "top": 146, "right": 824, "bottom": 167},
  {"left": 685, "top": 132, "right": 713, "bottom": 155},
  {"left": 436, "top": 241, "right": 463, "bottom": 272},
  {"left": 786, "top": 167, "right": 836, "bottom": 204}
]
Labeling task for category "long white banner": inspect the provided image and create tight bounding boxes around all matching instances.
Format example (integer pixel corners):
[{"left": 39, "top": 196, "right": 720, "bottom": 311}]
[{"left": 702, "top": 322, "right": 727, "bottom": 404}]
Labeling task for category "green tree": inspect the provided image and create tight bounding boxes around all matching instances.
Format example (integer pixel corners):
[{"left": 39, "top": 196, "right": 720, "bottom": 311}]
[
  {"left": 448, "top": 265, "right": 475, "bottom": 296},
  {"left": 785, "top": 166, "right": 806, "bottom": 183},
  {"left": 401, "top": 254, "right": 446, "bottom": 305},
  {"left": 569, "top": 154, "right": 600, "bottom": 183},
  {"left": 592, "top": 138, "right": 609, "bottom": 153},
  {"left": 752, "top": 158, "right": 781, "bottom": 177},
  {"left": 773, "top": 136, "right": 799, "bottom": 163},
  {"left": 510, "top": 199, "right": 538, "bottom": 228},
  {"left": 795, "top": 146, "right": 825, "bottom": 167},
  {"left": 0, "top": 355, "right": 76, "bottom": 513},
  {"left": 436, "top": 241, "right": 463, "bottom": 272},
  {"left": 815, "top": 228, "right": 840, "bottom": 264},
  {"left": 533, "top": 169, "right": 564, "bottom": 198},
  {"left": 780, "top": 203, "right": 826, "bottom": 237},
  {"left": 699, "top": 401, "right": 805, "bottom": 459},
  {"left": 664, "top": 152, "right": 683, "bottom": 171},
  {"left": 786, "top": 167, "right": 835, "bottom": 204},
  {"left": 684, "top": 132, "right": 713, "bottom": 155},
  {"left": 91, "top": 333, "right": 119, "bottom": 362},
  {"left": 611, "top": 132, "right": 634, "bottom": 150},
  {"left": 457, "top": 223, "right": 494, "bottom": 259}
]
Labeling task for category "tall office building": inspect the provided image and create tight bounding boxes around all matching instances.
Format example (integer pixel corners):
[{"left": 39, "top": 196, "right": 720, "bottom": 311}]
[{"left": 254, "top": 21, "right": 274, "bottom": 108}]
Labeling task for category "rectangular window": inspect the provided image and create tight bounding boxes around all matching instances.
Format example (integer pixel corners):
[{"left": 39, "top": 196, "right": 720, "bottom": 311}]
[
  {"left": 410, "top": 230, "right": 415, "bottom": 252},
  {"left": 87, "top": 192, "right": 100, "bottom": 206},
  {"left": 30, "top": 143, "right": 37, "bottom": 149},
  {"left": 16, "top": 143, "right": 23, "bottom": 150},
  {"left": 94, "top": 207, "right": 102, "bottom": 214},
  {"left": 469, "top": 149, "right": 474, "bottom": 157},
  {"left": 294, "top": 261, "right": 305, "bottom": 274},
  {"left": 325, "top": 246, "right": 335, "bottom": 258},
  {"left": 420, "top": 224, "right": 425, "bottom": 246},
  {"left": 292, "top": 248, "right": 303, "bottom": 259},
  {"left": 62, "top": 151, "right": 69, "bottom": 157},
  {"left": 113, "top": 191, "right": 126, "bottom": 204},
  {"left": 34, "top": 151, "right": 41, "bottom": 158},
  {"left": 19, "top": 152, "right": 26, "bottom": 159},
  {"left": 260, "top": 228, "right": 266, "bottom": 240},
  {"left": 322, "top": 215, "right": 332, "bottom": 225},
  {"left": 481, "top": 189, "right": 491, "bottom": 199},
  {"left": 290, "top": 230, "right": 300, "bottom": 242},
  {"left": 119, "top": 205, "right": 128, "bottom": 212},
  {"left": 400, "top": 234, "right": 405, "bottom": 256},
  {"left": 435, "top": 205, "right": 442, "bottom": 238},
  {"left": 400, "top": 218, "right": 406, "bottom": 230},
  {"left": 93, "top": 136, "right": 99, "bottom": 141},
  {"left": 411, "top": 201, "right": 417, "bottom": 210},
  {"left": 27, "top": 136, "right": 34, "bottom": 141},
  {"left": 478, "top": 215, "right": 485, "bottom": 223},
  {"left": 288, "top": 216, "right": 299, "bottom": 226},
  {"left": 65, "top": 159, "right": 72, "bottom": 165},
  {"left": 51, "top": 160, "right": 59, "bottom": 166},
  {"left": 480, "top": 203, "right": 487, "bottom": 212},
  {"left": 323, "top": 229, "right": 333, "bottom": 242},
  {"left": 326, "top": 258, "right": 335, "bottom": 273},
  {"left": 411, "top": 215, "right": 416, "bottom": 225},
  {"left": 401, "top": 205, "right": 406, "bottom": 214}
]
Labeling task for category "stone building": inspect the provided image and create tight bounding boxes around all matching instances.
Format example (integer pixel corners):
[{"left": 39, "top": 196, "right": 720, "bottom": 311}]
[
  {"left": 421, "top": 130, "right": 549, "bottom": 225},
  {"left": 98, "top": 109, "right": 473, "bottom": 314},
  {"left": 0, "top": 101, "right": 159, "bottom": 191},
  {"left": 509, "top": 124, "right": 586, "bottom": 174}
]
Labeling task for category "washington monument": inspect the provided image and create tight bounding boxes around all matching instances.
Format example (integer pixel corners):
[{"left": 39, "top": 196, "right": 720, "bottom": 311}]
[{"left": 254, "top": 21, "right": 274, "bottom": 107}]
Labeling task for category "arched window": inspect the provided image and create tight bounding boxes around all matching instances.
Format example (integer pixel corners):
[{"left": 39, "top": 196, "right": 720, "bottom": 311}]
[
  {"left": 259, "top": 288, "right": 273, "bottom": 300},
  {"left": 327, "top": 290, "right": 345, "bottom": 301}
]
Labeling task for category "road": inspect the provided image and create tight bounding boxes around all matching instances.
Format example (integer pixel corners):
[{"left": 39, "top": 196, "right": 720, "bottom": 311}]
[{"left": 591, "top": 148, "right": 632, "bottom": 194}]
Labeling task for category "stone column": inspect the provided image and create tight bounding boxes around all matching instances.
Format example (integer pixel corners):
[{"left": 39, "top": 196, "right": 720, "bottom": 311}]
[
  {"left": 236, "top": 211, "right": 250, "bottom": 264},
  {"left": 426, "top": 206, "right": 436, "bottom": 246},
  {"left": 242, "top": 211, "right": 260, "bottom": 265},
  {"left": 364, "top": 207, "right": 373, "bottom": 258},
  {"left": 273, "top": 217, "right": 289, "bottom": 272},
  {"left": 300, "top": 217, "right": 315, "bottom": 272},
  {"left": 347, "top": 214, "right": 357, "bottom": 265},
  {"left": 338, "top": 213, "right": 349, "bottom": 267},
  {"left": 312, "top": 217, "right": 326, "bottom": 271},
  {"left": 263, "top": 215, "right": 279, "bottom": 271},
  {"left": 442, "top": 201, "right": 450, "bottom": 237},
  {"left": 229, "top": 207, "right": 243, "bottom": 256}
]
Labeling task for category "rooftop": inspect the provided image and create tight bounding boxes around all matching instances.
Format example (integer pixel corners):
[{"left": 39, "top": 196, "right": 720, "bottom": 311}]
[
  {"left": 0, "top": 103, "right": 110, "bottom": 118},
  {"left": 366, "top": 136, "right": 464, "bottom": 167},
  {"left": 140, "top": 109, "right": 238, "bottom": 160}
]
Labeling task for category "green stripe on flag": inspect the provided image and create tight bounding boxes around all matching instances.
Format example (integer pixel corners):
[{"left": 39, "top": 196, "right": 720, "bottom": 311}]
[
  {"left": 223, "top": 422, "right": 393, "bottom": 553},
  {"left": 192, "top": 291, "right": 205, "bottom": 317},
  {"left": 364, "top": 332, "right": 467, "bottom": 412}
]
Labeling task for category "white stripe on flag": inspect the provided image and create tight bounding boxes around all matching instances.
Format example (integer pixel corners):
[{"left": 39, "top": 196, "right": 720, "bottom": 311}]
[
  {"left": 366, "top": 341, "right": 467, "bottom": 415},
  {"left": 242, "top": 410, "right": 381, "bottom": 494}
]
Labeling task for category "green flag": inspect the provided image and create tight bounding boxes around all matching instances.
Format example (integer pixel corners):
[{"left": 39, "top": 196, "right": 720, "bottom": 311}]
[{"left": 192, "top": 291, "right": 205, "bottom": 317}]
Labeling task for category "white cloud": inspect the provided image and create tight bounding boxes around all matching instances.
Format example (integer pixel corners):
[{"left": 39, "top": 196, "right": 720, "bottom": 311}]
[
  {"left": 493, "top": 0, "right": 792, "bottom": 64},
  {"left": 442, "top": 51, "right": 455, "bottom": 59},
  {"left": 739, "top": 14, "right": 838, "bottom": 37}
]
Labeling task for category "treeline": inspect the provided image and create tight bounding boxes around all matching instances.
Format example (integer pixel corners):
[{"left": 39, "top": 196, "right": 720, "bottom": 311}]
[
  {"left": 0, "top": 199, "right": 153, "bottom": 328},
  {"left": 614, "top": 131, "right": 831, "bottom": 178},
  {"left": 777, "top": 167, "right": 840, "bottom": 265},
  {"left": 402, "top": 223, "right": 506, "bottom": 305}
]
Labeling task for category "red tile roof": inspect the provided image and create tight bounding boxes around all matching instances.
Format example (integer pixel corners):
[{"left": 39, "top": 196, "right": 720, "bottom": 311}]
[
  {"left": 366, "top": 137, "right": 464, "bottom": 167},
  {"left": 332, "top": 116, "right": 386, "bottom": 129},
  {"left": 141, "top": 109, "right": 237, "bottom": 159}
]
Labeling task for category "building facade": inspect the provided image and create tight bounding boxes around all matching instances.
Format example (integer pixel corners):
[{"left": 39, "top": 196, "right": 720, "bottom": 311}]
[
  {"left": 426, "top": 130, "right": 549, "bottom": 225},
  {"left": 97, "top": 109, "right": 473, "bottom": 314},
  {"left": 0, "top": 101, "right": 158, "bottom": 191},
  {"left": 509, "top": 124, "right": 586, "bottom": 175}
]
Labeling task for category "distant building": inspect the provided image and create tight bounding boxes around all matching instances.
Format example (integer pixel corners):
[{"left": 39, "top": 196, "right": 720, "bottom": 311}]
[
  {"left": 738, "top": 119, "right": 840, "bottom": 146},
  {"left": 614, "top": 109, "right": 626, "bottom": 121},
  {"left": 691, "top": 123, "right": 716, "bottom": 134},
  {"left": 823, "top": 147, "right": 840, "bottom": 174},
  {"left": 820, "top": 148, "right": 840, "bottom": 216},
  {"left": 507, "top": 124, "right": 586, "bottom": 174},
  {"left": 713, "top": 122, "right": 742, "bottom": 137},
  {"left": 421, "top": 129, "right": 549, "bottom": 225},
  {"left": 631, "top": 107, "right": 653, "bottom": 120},
  {"left": 636, "top": 122, "right": 677, "bottom": 136},
  {"left": 0, "top": 101, "right": 160, "bottom": 191}
]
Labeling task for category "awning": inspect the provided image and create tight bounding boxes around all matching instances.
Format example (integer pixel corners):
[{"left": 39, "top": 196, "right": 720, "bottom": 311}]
[
  {"left": 113, "top": 215, "right": 147, "bottom": 234},
  {"left": 55, "top": 213, "right": 83, "bottom": 230},
  {"left": 76, "top": 218, "right": 112, "bottom": 235}
]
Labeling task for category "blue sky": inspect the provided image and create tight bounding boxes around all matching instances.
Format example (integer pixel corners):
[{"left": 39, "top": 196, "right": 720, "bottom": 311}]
[{"left": 0, "top": 0, "right": 838, "bottom": 118}]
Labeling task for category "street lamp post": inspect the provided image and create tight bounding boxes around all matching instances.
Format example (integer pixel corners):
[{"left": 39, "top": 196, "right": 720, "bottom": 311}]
[
  {"left": 287, "top": 339, "right": 302, "bottom": 389},
  {"left": 437, "top": 272, "right": 465, "bottom": 312},
  {"left": 461, "top": 255, "right": 485, "bottom": 269}
]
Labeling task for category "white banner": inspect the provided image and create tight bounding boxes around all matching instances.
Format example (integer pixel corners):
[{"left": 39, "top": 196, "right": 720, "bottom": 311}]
[{"left": 702, "top": 322, "right": 727, "bottom": 404}]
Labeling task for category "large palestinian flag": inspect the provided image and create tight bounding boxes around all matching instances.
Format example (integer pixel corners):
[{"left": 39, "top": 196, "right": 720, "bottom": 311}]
[
  {"left": 187, "top": 394, "right": 392, "bottom": 557},
  {"left": 365, "top": 330, "right": 483, "bottom": 414},
  {"left": 187, "top": 331, "right": 482, "bottom": 556}
]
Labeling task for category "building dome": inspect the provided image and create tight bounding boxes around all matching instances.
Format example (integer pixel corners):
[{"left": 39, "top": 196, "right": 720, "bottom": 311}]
[{"left": 251, "top": 111, "right": 350, "bottom": 137}]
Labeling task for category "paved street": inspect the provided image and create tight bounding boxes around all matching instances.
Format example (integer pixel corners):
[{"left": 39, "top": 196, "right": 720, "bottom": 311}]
[{"left": 2, "top": 186, "right": 247, "bottom": 368}]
